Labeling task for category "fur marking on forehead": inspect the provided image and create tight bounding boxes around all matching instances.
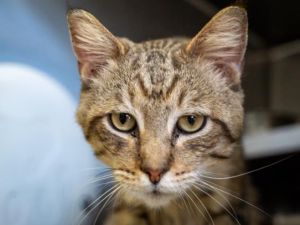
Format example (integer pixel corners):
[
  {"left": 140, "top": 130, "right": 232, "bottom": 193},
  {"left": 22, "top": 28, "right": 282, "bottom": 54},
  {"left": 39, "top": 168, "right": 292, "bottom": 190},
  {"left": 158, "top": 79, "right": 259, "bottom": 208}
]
[{"left": 130, "top": 49, "right": 179, "bottom": 99}]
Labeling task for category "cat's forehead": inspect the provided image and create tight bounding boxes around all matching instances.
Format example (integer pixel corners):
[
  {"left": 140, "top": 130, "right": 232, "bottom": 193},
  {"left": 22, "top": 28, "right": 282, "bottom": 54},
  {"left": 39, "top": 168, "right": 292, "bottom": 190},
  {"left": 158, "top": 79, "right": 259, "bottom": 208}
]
[
  {"left": 121, "top": 39, "right": 189, "bottom": 100},
  {"left": 135, "top": 48, "right": 171, "bottom": 85},
  {"left": 128, "top": 39, "right": 184, "bottom": 70}
]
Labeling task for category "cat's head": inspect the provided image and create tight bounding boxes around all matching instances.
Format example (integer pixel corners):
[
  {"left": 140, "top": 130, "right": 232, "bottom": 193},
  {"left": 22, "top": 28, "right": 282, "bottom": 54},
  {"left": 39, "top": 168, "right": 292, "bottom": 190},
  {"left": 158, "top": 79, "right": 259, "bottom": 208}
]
[{"left": 67, "top": 6, "right": 247, "bottom": 208}]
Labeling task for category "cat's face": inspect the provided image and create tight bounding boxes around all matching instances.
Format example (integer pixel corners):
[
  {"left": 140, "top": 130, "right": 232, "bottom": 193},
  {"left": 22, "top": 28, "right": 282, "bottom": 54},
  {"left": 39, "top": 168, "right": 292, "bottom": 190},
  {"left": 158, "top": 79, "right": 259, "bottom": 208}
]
[{"left": 68, "top": 7, "right": 247, "bottom": 208}]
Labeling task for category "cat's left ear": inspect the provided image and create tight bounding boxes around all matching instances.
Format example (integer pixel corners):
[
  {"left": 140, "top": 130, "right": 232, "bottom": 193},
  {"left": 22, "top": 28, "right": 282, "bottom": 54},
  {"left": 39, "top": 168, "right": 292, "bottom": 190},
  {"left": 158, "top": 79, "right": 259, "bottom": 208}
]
[
  {"left": 67, "top": 9, "right": 128, "bottom": 83},
  {"left": 185, "top": 6, "right": 248, "bottom": 85}
]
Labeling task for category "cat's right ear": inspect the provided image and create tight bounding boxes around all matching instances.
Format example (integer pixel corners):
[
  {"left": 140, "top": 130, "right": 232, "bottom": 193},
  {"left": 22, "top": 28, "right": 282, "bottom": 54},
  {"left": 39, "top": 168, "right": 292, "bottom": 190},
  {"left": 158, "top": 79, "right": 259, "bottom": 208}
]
[{"left": 67, "top": 9, "right": 128, "bottom": 83}]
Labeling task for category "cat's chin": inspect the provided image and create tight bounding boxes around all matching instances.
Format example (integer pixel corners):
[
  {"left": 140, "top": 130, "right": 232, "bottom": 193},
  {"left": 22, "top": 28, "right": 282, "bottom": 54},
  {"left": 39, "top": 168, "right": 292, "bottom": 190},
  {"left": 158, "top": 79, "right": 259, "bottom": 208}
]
[{"left": 124, "top": 190, "right": 175, "bottom": 208}]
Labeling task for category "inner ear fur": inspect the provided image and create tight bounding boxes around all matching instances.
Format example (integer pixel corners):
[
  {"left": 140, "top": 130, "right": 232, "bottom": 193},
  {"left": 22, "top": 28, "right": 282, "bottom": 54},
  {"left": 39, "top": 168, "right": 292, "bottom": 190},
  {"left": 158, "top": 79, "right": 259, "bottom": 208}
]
[
  {"left": 67, "top": 9, "right": 129, "bottom": 83},
  {"left": 185, "top": 6, "right": 248, "bottom": 84}
]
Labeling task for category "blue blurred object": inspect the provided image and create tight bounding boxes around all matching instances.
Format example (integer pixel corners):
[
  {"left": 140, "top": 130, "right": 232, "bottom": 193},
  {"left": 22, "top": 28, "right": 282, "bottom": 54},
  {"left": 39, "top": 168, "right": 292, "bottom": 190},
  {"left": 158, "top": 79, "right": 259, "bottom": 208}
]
[
  {"left": 0, "top": 1, "right": 103, "bottom": 224},
  {"left": 0, "top": 0, "right": 80, "bottom": 97},
  {"left": 0, "top": 63, "right": 101, "bottom": 225}
]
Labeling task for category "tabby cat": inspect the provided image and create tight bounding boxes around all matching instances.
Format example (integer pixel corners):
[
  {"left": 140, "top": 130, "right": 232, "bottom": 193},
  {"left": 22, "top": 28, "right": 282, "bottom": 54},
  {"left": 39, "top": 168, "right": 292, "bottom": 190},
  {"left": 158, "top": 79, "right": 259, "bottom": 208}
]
[{"left": 67, "top": 6, "right": 265, "bottom": 225}]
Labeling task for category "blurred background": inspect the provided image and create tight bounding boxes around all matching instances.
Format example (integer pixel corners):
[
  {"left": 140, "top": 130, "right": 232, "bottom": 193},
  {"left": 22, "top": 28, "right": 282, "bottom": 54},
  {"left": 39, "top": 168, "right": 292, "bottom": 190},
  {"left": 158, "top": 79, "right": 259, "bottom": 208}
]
[{"left": 0, "top": 0, "right": 299, "bottom": 225}]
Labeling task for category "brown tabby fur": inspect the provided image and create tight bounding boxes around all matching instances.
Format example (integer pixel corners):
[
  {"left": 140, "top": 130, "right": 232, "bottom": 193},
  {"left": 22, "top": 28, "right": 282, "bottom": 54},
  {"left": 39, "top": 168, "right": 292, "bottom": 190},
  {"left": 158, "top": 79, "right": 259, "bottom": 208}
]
[{"left": 68, "top": 6, "right": 266, "bottom": 225}]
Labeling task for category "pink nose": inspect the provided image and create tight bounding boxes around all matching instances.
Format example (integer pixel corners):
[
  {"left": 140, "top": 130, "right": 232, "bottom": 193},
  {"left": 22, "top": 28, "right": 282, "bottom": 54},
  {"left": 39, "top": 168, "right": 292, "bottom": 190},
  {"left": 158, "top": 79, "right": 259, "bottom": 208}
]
[{"left": 144, "top": 168, "right": 164, "bottom": 184}]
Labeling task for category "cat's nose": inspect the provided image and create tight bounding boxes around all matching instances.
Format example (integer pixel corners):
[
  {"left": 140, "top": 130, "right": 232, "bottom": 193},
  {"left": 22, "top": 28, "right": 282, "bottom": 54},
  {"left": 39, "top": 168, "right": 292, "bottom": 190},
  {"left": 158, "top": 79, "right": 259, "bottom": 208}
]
[{"left": 143, "top": 168, "right": 165, "bottom": 185}]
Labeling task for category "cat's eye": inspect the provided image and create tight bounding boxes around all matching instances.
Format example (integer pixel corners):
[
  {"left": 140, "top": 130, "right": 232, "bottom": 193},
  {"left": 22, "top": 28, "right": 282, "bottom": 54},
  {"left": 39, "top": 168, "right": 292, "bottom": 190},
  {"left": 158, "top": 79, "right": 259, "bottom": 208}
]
[
  {"left": 110, "top": 113, "right": 137, "bottom": 132},
  {"left": 177, "top": 114, "right": 207, "bottom": 133}
]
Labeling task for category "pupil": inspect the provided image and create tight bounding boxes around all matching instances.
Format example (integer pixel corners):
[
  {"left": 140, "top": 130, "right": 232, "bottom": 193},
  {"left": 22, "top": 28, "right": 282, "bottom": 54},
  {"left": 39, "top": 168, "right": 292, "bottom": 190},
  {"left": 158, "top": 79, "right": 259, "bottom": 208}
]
[
  {"left": 119, "top": 113, "right": 128, "bottom": 124},
  {"left": 187, "top": 115, "right": 196, "bottom": 125}
]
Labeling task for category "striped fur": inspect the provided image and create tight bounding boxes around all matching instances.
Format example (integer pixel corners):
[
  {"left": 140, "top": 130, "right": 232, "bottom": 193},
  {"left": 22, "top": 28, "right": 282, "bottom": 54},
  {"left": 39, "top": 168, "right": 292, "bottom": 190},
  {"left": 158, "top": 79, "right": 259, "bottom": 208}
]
[{"left": 68, "top": 6, "right": 266, "bottom": 225}]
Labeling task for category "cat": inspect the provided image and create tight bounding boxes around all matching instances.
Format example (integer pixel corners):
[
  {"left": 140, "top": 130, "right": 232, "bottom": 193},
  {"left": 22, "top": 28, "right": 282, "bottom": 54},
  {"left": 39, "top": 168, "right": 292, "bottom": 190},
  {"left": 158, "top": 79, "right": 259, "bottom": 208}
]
[{"left": 67, "top": 6, "right": 267, "bottom": 225}]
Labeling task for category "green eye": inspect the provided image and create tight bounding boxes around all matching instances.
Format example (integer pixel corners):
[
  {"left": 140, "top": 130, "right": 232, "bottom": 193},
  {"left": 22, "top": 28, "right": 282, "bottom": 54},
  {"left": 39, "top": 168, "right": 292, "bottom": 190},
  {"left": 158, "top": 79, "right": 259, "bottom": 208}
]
[
  {"left": 177, "top": 114, "right": 206, "bottom": 133},
  {"left": 110, "top": 113, "right": 137, "bottom": 132}
]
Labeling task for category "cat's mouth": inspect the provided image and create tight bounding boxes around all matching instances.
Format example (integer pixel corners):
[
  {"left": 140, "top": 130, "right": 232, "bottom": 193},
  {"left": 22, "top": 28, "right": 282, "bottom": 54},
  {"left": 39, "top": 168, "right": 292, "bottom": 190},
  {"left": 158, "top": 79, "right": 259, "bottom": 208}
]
[
  {"left": 148, "top": 187, "right": 167, "bottom": 198},
  {"left": 124, "top": 185, "right": 176, "bottom": 208},
  {"left": 120, "top": 183, "right": 176, "bottom": 208},
  {"left": 142, "top": 191, "right": 174, "bottom": 208},
  {"left": 151, "top": 189, "right": 160, "bottom": 195},
  {"left": 116, "top": 171, "right": 194, "bottom": 208},
  {"left": 144, "top": 184, "right": 172, "bottom": 196}
]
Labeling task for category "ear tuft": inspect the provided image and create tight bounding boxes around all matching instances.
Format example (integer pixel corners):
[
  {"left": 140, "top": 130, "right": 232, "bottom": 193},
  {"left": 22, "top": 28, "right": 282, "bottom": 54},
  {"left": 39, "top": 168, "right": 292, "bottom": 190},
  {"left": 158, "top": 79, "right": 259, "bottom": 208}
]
[
  {"left": 186, "top": 6, "right": 248, "bottom": 83},
  {"left": 67, "top": 9, "right": 127, "bottom": 83}
]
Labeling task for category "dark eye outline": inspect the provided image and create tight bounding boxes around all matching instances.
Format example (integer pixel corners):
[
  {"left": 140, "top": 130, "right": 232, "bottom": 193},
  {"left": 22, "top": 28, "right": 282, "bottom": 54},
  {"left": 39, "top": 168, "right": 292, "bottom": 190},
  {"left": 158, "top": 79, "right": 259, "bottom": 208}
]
[
  {"left": 176, "top": 114, "right": 207, "bottom": 134},
  {"left": 109, "top": 113, "right": 138, "bottom": 134}
]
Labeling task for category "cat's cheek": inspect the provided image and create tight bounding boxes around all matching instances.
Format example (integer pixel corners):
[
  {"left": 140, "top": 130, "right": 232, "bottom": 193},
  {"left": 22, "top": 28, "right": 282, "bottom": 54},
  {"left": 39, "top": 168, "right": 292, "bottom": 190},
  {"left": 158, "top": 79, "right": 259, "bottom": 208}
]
[
  {"left": 208, "top": 139, "right": 236, "bottom": 158},
  {"left": 96, "top": 154, "right": 115, "bottom": 167},
  {"left": 87, "top": 136, "right": 128, "bottom": 167},
  {"left": 91, "top": 146, "right": 115, "bottom": 167}
]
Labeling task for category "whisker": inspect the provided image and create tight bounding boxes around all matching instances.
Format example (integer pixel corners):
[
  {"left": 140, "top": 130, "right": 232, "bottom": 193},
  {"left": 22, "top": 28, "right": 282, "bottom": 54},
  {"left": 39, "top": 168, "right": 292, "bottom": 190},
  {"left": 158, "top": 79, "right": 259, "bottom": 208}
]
[
  {"left": 166, "top": 185, "right": 187, "bottom": 211},
  {"left": 183, "top": 189, "right": 213, "bottom": 225},
  {"left": 93, "top": 186, "right": 120, "bottom": 225},
  {"left": 173, "top": 197, "right": 184, "bottom": 210},
  {"left": 79, "top": 175, "right": 114, "bottom": 191},
  {"left": 193, "top": 179, "right": 238, "bottom": 216},
  {"left": 189, "top": 189, "right": 214, "bottom": 225},
  {"left": 76, "top": 185, "right": 120, "bottom": 225},
  {"left": 199, "top": 155, "right": 293, "bottom": 180},
  {"left": 199, "top": 169, "right": 227, "bottom": 177},
  {"left": 178, "top": 190, "right": 192, "bottom": 215},
  {"left": 183, "top": 190, "right": 196, "bottom": 217},
  {"left": 203, "top": 182, "right": 238, "bottom": 218},
  {"left": 93, "top": 180, "right": 117, "bottom": 187},
  {"left": 192, "top": 184, "right": 241, "bottom": 225},
  {"left": 199, "top": 180, "right": 271, "bottom": 217},
  {"left": 86, "top": 174, "right": 114, "bottom": 185},
  {"left": 201, "top": 178, "right": 240, "bottom": 196},
  {"left": 80, "top": 167, "right": 110, "bottom": 172}
]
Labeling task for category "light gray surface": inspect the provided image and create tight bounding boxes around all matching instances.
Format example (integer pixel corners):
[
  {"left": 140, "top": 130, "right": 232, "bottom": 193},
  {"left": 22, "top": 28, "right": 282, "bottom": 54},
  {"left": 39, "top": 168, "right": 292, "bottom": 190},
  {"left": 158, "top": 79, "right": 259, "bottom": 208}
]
[{"left": 244, "top": 124, "right": 300, "bottom": 159}]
